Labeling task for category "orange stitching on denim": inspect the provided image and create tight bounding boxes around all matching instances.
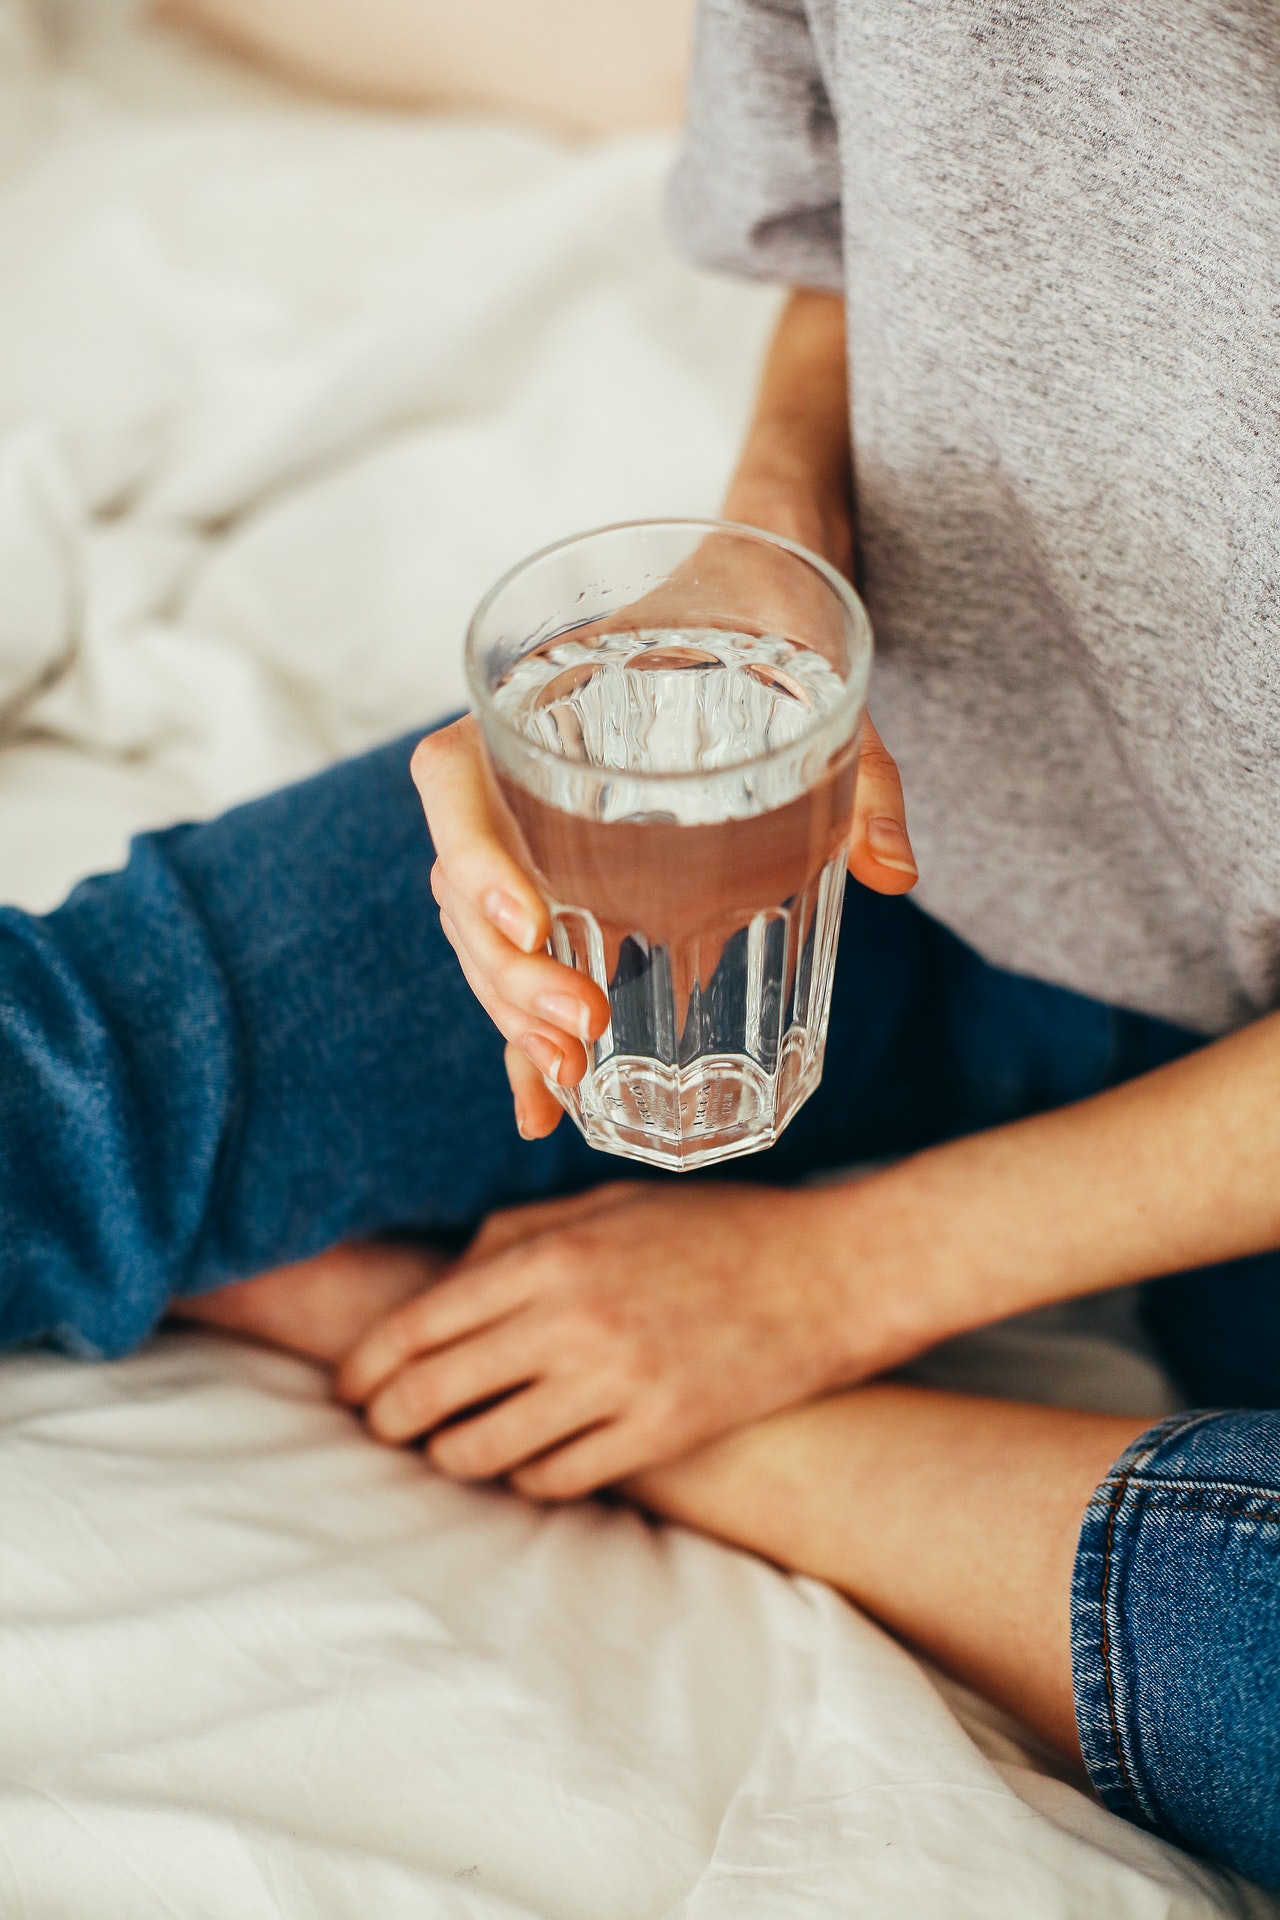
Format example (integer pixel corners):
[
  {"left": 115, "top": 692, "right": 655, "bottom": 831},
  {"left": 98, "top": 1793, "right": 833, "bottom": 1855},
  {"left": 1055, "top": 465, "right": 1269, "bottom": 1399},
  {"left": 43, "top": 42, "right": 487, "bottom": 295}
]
[
  {"left": 1120, "top": 1483, "right": 1280, "bottom": 1519},
  {"left": 1093, "top": 1412, "right": 1254, "bottom": 1835},
  {"left": 1098, "top": 1467, "right": 1145, "bottom": 1815}
]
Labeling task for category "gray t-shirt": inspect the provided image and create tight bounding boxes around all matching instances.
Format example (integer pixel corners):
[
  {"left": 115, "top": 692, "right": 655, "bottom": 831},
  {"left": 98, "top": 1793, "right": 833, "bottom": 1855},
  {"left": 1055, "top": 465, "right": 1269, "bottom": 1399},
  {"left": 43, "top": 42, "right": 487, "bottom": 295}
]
[{"left": 668, "top": 0, "right": 1280, "bottom": 1034}]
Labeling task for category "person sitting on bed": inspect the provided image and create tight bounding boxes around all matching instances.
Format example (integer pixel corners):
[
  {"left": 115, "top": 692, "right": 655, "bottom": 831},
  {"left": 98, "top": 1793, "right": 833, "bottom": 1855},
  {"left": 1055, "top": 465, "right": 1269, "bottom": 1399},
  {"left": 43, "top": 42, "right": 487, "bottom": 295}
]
[{"left": 4, "top": 0, "right": 1280, "bottom": 1895}]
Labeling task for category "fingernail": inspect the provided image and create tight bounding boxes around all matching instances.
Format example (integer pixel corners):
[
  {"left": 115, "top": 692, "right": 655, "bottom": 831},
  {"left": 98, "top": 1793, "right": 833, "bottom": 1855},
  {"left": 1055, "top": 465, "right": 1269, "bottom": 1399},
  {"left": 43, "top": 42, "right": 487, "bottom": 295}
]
[
  {"left": 514, "top": 1102, "right": 535, "bottom": 1140},
  {"left": 866, "top": 816, "right": 918, "bottom": 875},
  {"left": 522, "top": 1033, "right": 564, "bottom": 1083},
  {"left": 535, "top": 992, "right": 594, "bottom": 1041},
  {"left": 484, "top": 889, "right": 538, "bottom": 953}
]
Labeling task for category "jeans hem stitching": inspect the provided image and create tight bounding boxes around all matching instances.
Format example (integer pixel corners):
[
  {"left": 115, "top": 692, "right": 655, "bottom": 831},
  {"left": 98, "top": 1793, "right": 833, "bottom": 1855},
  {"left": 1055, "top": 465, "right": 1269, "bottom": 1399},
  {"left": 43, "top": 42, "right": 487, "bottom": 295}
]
[
  {"left": 1118, "top": 1476, "right": 1280, "bottom": 1510},
  {"left": 1095, "top": 1409, "right": 1225, "bottom": 1835},
  {"left": 1099, "top": 1467, "right": 1145, "bottom": 1820}
]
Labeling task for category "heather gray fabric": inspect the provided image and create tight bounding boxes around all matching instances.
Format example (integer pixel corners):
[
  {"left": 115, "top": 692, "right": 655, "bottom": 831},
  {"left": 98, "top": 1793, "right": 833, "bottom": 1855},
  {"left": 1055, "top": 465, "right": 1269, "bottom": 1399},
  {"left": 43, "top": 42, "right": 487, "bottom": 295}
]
[{"left": 668, "top": 0, "right": 1280, "bottom": 1034}]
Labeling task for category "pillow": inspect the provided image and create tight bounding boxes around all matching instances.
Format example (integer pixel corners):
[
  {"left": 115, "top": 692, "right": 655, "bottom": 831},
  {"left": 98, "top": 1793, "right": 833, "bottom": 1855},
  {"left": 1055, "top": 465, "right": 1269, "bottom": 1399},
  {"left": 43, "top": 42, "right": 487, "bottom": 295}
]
[{"left": 155, "top": 0, "right": 695, "bottom": 134}]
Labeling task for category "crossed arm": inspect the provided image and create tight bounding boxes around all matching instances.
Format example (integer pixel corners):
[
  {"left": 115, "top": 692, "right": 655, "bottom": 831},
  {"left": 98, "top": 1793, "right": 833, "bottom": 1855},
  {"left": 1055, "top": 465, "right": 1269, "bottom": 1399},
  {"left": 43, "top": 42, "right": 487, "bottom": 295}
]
[
  {"left": 184, "top": 291, "right": 1280, "bottom": 1508},
  {"left": 163, "top": 295, "right": 1280, "bottom": 1804}
]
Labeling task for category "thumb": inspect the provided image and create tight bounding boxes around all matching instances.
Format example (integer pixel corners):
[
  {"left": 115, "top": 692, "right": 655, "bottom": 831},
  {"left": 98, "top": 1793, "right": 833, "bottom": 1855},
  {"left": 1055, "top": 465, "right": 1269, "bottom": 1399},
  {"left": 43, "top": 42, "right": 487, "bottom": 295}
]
[{"left": 846, "top": 716, "right": 918, "bottom": 894}]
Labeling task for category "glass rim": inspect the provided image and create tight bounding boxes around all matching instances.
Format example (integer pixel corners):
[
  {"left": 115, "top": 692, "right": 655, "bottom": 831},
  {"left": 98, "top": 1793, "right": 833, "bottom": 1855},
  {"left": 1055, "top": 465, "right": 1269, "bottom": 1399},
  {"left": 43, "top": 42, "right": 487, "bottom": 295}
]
[{"left": 464, "top": 517, "right": 873, "bottom": 793}]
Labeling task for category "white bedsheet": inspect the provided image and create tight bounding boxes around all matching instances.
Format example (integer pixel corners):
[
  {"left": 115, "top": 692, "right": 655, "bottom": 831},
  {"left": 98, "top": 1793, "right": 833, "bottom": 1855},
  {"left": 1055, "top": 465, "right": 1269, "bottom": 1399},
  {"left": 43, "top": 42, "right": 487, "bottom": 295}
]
[
  {"left": 0, "top": 1331, "right": 1268, "bottom": 1920},
  {"left": 0, "top": 7, "right": 1274, "bottom": 1915},
  {"left": 0, "top": 0, "right": 779, "bottom": 910}
]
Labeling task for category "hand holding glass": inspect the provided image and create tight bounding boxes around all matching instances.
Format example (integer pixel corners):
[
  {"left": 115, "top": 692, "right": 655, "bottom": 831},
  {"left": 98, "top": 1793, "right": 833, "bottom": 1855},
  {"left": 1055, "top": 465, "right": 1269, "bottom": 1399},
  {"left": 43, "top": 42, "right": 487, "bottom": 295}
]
[{"left": 463, "top": 520, "right": 872, "bottom": 1171}]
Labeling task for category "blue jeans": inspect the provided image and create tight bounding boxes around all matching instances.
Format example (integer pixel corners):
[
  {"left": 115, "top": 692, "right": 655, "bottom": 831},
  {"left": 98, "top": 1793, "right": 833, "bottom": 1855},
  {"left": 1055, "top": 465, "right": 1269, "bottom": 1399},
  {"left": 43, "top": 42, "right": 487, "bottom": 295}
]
[{"left": 2, "top": 728, "right": 1278, "bottom": 1886}]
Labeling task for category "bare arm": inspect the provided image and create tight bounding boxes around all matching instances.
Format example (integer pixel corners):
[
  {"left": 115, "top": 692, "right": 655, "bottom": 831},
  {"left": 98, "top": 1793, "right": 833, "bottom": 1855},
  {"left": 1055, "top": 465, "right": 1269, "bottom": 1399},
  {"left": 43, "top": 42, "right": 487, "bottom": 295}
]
[
  {"left": 335, "top": 287, "right": 1280, "bottom": 1490},
  {"left": 721, "top": 288, "right": 857, "bottom": 572},
  {"left": 719, "top": 294, "right": 1280, "bottom": 1369},
  {"left": 812, "top": 1009, "right": 1280, "bottom": 1378},
  {"left": 228, "top": 292, "right": 1280, "bottom": 1498},
  {"left": 327, "top": 1017, "right": 1277, "bottom": 1499},
  {"left": 414, "top": 287, "right": 916, "bottom": 1139},
  {"left": 727, "top": 296, "right": 1280, "bottom": 1363}
]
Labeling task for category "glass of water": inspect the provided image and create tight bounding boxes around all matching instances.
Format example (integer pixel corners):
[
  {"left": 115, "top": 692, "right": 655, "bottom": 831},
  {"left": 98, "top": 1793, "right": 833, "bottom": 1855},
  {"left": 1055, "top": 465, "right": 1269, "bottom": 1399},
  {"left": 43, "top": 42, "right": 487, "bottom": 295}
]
[{"left": 466, "top": 520, "right": 873, "bottom": 1171}]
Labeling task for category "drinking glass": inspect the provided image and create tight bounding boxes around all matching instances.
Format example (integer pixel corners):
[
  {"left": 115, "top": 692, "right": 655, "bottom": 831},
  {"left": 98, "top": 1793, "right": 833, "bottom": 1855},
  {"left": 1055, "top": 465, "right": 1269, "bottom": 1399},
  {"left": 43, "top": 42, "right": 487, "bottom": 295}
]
[{"left": 466, "top": 519, "right": 873, "bottom": 1170}]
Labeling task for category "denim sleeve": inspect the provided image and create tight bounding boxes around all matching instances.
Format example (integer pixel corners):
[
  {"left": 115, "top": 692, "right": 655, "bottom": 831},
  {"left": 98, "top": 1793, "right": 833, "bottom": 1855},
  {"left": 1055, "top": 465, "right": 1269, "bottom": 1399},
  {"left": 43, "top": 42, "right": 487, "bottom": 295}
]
[{"left": 0, "top": 730, "right": 519, "bottom": 1361}]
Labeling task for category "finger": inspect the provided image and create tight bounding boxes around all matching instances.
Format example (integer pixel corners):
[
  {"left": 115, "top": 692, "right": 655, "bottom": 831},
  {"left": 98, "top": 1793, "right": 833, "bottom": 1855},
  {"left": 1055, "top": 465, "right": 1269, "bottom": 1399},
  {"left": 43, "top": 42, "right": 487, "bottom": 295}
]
[
  {"left": 506, "top": 1043, "right": 563, "bottom": 1139},
  {"left": 461, "top": 1180, "right": 647, "bottom": 1266},
  {"left": 508, "top": 1418, "right": 663, "bottom": 1503},
  {"left": 847, "top": 715, "right": 918, "bottom": 895},
  {"left": 412, "top": 716, "right": 548, "bottom": 954},
  {"left": 440, "top": 910, "right": 588, "bottom": 1089},
  {"left": 435, "top": 872, "right": 609, "bottom": 1046},
  {"left": 334, "top": 1249, "right": 541, "bottom": 1406},
  {"left": 427, "top": 1377, "right": 617, "bottom": 1482},
  {"left": 362, "top": 1318, "right": 544, "bottom": 1445}
]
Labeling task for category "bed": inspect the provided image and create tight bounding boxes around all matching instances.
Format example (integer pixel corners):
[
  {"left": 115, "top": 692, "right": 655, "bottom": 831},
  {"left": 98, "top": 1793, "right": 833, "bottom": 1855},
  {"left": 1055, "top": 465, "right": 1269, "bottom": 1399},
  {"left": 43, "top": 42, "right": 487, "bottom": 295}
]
[{"left": 1, "top": 5, "right": 1275, "bottom": 1913}]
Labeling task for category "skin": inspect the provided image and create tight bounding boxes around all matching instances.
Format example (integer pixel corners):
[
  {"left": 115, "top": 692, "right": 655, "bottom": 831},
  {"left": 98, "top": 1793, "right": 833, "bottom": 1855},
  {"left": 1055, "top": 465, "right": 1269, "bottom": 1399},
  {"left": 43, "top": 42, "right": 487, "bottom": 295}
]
[
  {"left": 623, "top": 1387, "right": 1147, "bottom": 1765},
  {"left": 322, "top": 290, "right": 1280, "bottom": 1500},
  {"left": 420, "top": 290, "right": 917, "bottom": 1139},
  {"left": 180, "top": 1257, "right": 1141, "bottom": 1765},
  {"left": 178, "top": 1239, "right": 448, "bottom": 1362},
  {"left": 193, "top": 988, "right": 1280, "bottom": 1505},
  {"left": 179, "top": 286, "right": 1280, "bottom": 1763},
  {"left": 158, "top": 0, "right": 697, "bottom": 136}
]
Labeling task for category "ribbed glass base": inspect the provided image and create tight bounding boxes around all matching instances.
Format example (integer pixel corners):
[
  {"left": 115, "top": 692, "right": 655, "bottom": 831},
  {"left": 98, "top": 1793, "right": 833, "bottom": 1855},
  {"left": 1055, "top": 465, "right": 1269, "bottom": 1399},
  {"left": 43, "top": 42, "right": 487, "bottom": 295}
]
[{"left": 548, "top": 851, "right": 847, "bottom": 1170}]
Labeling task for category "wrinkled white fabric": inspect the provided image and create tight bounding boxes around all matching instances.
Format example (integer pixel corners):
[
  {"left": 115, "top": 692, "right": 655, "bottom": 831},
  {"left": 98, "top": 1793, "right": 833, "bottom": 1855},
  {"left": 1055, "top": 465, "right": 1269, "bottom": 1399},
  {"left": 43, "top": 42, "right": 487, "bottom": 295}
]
[
  {"left": 0, "top": 1332, "right": 1269, "bottom": 1920},
  {"left": 0, "top": 9, "right": 1274, "bottom": 1916},
  {"left": 0, "top": 0, "right": 778, "bottom": 908}
]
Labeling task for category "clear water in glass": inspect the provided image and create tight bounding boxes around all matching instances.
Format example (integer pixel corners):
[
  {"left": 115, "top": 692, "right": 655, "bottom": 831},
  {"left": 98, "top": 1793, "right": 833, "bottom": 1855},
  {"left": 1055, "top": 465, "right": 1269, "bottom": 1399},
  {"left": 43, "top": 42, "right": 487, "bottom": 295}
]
[{"left": 492, "top": 624, "right": 858, "bottom": 1169}]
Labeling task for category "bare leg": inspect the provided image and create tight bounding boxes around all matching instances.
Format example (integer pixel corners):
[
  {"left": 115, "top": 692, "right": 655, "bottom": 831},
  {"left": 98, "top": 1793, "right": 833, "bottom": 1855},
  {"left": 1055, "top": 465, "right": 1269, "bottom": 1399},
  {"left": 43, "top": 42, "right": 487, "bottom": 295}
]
[
  {"left": 180, "top": 1255, "right": 1140, "bottom": 1758},
  {"left": 171, "top": 1240, "right": 447, "bottom": 1364},
  {"left": 626, "top": 1385, "right": 1146, "bottom": 1762}
]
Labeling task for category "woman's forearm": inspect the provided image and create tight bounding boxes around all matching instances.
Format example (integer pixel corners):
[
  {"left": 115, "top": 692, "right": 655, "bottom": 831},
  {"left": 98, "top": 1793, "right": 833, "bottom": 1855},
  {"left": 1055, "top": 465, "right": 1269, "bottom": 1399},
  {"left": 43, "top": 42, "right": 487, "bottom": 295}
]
[
  {"left": 817, "top": 1010, "right": 1280, "bottom": 1372},
  {"left": 719, "top": 289, "right": 1280, "bottom": 1366},
  {"left": 722, "top": 290, "right": 853, "bottom": 565},
  {"left": 734, "top": 290, "right": 850, "bottom": 487}
]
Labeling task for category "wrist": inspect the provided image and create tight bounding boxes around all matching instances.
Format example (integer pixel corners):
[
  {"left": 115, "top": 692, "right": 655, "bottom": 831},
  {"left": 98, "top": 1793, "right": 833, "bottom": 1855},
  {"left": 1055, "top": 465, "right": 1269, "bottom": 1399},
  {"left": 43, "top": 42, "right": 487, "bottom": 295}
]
[
  {"left": 798, "top": 1025, "right": 1277, "bottom": 1385},
  {"left": 806, "top": 1146, "right": 1060, "bottom": 1385}
]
